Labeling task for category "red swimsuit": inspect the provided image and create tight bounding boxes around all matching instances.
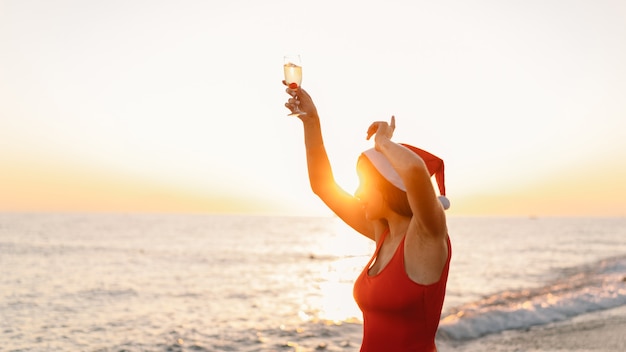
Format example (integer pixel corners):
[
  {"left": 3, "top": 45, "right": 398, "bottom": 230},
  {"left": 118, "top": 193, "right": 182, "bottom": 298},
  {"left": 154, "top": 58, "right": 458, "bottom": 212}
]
[{"left": 353, "top": 230, "right": 451, "bottom": 351}]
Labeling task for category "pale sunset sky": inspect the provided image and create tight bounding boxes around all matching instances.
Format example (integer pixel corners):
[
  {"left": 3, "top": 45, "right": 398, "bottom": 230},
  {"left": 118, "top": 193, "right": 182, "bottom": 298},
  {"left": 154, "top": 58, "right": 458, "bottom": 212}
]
[{"left": 1, "top": 0, "right": 625, "bottom": 217}]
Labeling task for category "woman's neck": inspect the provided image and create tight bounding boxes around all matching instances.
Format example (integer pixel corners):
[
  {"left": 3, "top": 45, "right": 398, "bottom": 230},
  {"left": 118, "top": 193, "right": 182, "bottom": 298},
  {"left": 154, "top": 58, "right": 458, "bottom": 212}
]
[{"left": 385, "top": 213, "right": 411, "bottom": 240}]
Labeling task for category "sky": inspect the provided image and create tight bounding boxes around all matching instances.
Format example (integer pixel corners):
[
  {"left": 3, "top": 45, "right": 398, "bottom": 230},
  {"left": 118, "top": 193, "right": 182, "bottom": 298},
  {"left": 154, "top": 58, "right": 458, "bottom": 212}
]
[{"left": 1, "top": 0, "right": 625, "bottom": 217}]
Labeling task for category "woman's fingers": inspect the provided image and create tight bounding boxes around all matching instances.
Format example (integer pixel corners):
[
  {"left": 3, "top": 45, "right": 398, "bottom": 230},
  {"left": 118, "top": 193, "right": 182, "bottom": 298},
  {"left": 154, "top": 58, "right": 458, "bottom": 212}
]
[
  {"left": 285, "top": 88, "right": 296, "bottom": 97},
  {"left": 366, "top": 123, "right": 379, "bottom": 140},
  {"left": 388, "top": 116, "right": 395, "bottom": 139}
]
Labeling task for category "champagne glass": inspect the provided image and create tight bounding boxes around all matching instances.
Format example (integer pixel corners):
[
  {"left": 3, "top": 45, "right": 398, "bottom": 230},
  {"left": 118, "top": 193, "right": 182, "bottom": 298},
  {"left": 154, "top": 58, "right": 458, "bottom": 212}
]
[{"left": 283, "top": 55, "right": 306, "bottom": 116}]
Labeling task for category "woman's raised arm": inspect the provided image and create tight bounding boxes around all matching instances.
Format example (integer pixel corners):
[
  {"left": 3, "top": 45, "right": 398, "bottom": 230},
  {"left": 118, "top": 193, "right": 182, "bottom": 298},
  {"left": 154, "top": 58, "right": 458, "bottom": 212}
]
[
  {"left": 368, "top": 117, "right": 447, "bottom": 239},
  {"left": 285, "top": 85, "right": 375, "bottom": 239}
]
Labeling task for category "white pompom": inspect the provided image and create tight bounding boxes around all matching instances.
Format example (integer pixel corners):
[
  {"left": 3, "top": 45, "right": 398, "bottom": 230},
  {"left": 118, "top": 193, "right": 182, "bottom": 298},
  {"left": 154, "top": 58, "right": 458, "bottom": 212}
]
[{"left": 438, "top": 196, "right": 450, "bottom": 210}]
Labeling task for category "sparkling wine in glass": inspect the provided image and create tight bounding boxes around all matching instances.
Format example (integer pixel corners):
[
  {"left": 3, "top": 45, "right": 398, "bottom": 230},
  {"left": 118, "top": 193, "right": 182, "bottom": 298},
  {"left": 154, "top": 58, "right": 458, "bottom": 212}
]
[{"left": 284, "top": 55, "right": 306, "bottom": 116}]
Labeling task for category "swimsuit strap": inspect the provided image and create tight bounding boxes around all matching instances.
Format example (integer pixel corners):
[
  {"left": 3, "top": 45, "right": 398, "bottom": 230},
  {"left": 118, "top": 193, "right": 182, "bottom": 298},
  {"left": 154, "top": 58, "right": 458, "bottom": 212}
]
[{"left": 364, "top": 228, "right": 389, "bottom": 270}]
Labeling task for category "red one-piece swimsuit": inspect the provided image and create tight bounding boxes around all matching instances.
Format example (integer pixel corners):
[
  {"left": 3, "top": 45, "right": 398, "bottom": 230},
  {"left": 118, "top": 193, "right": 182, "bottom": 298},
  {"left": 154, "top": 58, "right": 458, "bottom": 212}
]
[{"left": 353, "top": 230, "right": 451, "bottom": 352}]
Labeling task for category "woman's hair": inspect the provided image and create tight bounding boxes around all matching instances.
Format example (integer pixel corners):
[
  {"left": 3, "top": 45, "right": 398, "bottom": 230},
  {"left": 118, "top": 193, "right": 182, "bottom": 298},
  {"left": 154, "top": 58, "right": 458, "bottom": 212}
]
[{"left": 357, "top": 155, "right": 412, "bottom": 217}]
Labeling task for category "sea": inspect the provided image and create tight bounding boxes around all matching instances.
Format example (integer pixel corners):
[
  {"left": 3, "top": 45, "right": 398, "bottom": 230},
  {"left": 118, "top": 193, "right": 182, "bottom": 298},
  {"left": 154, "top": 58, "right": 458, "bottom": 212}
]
[{"left": 1, "top": 213, "right": 625, "bottom": 351}]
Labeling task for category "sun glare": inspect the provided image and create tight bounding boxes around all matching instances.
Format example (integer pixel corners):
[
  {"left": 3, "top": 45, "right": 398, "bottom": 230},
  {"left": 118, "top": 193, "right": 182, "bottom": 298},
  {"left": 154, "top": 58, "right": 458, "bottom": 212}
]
[
  {"left": 314, "top": 261, "right": 364, "bottom": 323},
  {"left": 297, "top": 219, "right": 374, "bottom": 323}
]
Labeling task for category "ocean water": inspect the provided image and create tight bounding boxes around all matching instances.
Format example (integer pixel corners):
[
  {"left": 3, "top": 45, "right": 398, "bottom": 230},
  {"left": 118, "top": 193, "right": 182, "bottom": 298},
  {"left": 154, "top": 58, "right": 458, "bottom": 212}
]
[{"left": 1, "top": 213, "right": 625, "bottom": 351}]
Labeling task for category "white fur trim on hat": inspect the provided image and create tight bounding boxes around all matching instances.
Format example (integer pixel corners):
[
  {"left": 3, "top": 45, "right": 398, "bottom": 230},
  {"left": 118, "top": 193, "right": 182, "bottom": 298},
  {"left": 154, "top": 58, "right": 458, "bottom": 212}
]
[
  {"left": 362, "top": 148, "right": 406, "bottom": 191},
  {"left": 362, "top": 148, "right": 450, "bottom": 210}
]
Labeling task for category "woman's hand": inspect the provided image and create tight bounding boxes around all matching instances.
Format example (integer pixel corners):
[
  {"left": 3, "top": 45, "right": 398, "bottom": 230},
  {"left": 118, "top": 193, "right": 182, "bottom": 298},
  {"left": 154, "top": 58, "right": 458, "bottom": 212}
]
[
  {"left": 366, "top": 115, "right": 396, "bottom": 150},
  {"left": 283, "top": 81, "right": 318, "bottom": 119}
]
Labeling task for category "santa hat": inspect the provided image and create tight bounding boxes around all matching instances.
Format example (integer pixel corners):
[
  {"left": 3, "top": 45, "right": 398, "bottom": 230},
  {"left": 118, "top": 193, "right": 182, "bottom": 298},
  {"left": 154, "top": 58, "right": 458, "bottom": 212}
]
[{"left": 362, "top": 144, "right": 450, "bottom": 210}]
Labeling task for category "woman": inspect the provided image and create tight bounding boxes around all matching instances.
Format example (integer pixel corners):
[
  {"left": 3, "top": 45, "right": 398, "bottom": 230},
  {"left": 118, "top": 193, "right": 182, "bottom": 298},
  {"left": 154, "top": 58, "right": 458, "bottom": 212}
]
[{"left": 284, "top": 84, "right": 451, "bottom": 352}]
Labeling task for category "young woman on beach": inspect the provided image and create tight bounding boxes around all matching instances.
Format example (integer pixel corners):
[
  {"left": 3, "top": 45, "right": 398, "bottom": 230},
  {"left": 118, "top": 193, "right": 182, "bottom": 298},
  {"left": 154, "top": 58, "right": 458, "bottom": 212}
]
[{"left": 284, "top": 84, "right": 451, "bottom": 351}]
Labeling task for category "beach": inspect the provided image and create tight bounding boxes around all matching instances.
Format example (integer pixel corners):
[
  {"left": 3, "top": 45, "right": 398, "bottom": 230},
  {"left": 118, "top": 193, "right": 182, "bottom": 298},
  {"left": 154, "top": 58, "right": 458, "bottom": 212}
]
[{"left": 440, "top": 305, "right": 626, "bottom": 352}]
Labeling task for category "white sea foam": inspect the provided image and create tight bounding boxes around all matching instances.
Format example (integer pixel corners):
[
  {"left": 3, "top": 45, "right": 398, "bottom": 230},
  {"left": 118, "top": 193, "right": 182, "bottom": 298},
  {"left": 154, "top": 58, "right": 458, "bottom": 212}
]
[{"left": 438, "top": 255, "right": 626, "bottom": 340}]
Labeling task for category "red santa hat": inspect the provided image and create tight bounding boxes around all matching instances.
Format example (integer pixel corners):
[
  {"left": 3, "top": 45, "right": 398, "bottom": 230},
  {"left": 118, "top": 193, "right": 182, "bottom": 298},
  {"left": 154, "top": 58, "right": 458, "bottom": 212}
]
[{"left": 362, "top": 144, "right": 450, "bottom": 210}]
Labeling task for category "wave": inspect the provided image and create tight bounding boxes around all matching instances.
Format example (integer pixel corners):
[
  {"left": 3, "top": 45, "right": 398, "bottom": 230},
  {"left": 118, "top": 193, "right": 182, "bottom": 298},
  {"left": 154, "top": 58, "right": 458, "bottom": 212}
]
[{"left": 437, "top": 255, "right": 626, "bottom": 341}]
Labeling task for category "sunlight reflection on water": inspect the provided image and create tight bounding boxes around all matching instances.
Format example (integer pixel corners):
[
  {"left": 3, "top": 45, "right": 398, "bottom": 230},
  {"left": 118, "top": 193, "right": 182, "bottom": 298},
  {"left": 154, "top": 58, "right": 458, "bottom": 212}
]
[{"left": 298, "top": 219, "right": 373, "bottom": 323}]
